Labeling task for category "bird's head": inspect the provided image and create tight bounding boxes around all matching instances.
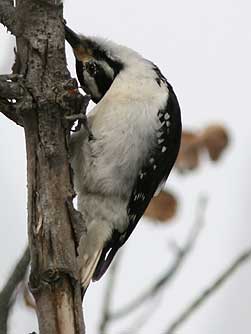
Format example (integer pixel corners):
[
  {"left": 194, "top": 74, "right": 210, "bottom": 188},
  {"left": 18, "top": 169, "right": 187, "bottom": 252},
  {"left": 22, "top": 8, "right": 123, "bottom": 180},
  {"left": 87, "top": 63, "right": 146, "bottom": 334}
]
[{"left": 65, "top": 25, "right": 131, "bottom": 103}]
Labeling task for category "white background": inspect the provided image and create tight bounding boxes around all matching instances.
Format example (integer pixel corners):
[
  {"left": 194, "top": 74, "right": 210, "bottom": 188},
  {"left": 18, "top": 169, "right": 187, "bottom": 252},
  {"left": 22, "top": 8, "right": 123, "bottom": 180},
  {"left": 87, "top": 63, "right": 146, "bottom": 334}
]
[{"left": 0, "top": 0, "right": 251, "bottom": 333}]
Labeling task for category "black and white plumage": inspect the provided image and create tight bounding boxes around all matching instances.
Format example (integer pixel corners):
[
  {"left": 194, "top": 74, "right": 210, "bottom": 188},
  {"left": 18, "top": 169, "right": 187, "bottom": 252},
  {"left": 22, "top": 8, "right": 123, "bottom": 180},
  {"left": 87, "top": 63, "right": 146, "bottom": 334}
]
[{"left": 65, "top": 25, "right": 182, "bottom": 288}]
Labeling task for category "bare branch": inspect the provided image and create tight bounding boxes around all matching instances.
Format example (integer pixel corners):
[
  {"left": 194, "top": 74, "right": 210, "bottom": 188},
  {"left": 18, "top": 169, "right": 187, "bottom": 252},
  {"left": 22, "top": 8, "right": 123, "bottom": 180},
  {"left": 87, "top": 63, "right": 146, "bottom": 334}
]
[
  {"left": 0, "top": 99, "right": 23, "bottom": 126},
  {"left": 99, "top": 253, "right": 122, "bottom": 334},
  {"left": 123, "top": 295, "right": 161, "bottom": 334},
  {"left": 165, "top": 248, "right": 251, "bottom": 334},
  {"left": 0, "top": 0, "right": 17, "bottom": 34},
  {"left": 0, "top": 246, "right": 30, "bottom": 334},
  {"left": 109, "top": 197, "right": 208, "bottom": 321},
  {"left": 0, "top": 75, "right": 24, "bottom": 99},
  {"left": 0, "top": 75, "right": 29, "bottom": 126}
]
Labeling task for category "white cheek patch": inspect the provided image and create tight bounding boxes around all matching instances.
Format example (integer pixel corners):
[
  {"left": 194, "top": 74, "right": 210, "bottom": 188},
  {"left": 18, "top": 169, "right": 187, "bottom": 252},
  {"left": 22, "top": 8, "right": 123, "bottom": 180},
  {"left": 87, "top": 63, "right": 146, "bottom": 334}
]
[
  {"left": 83, "top": 71, "right": 101, "bottom": 100},
  {"left": 97, "top": 60, "right": 115, "bottom": 79}
]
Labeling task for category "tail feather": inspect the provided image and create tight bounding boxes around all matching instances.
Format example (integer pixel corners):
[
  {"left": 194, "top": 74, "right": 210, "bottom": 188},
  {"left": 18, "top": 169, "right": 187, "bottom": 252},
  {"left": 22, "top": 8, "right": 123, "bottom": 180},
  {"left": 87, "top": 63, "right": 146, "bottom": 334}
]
[
  {"left": 79, "top": 249, "right": 103, "bottom": 290},
  {"left": 76, "top": 213, "right": 122, "bottom": 288},
  {"left": 92, "top": 246, "right": 118, "bottom": 281}
]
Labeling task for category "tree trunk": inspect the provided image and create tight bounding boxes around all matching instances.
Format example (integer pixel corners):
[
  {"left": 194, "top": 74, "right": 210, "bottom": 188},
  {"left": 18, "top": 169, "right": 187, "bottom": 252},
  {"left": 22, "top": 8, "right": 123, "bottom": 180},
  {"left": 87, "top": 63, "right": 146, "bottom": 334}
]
[{"left": 0, "top": 0, "right": 86, "bottom": 332}]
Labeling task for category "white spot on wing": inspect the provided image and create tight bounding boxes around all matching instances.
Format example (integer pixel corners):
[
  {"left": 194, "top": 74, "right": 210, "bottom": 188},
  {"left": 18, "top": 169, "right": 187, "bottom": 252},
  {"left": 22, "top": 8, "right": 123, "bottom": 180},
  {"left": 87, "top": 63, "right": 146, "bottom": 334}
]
[
  {"left": 157, "top": 132, "right": 163, "bottom": 138},
  {"left": 162, "top": 146, "right": 167, "bottom": 153},
  {"left": 134, "top": 192, "right": 146, "bottom": 201},
  {"left": 130, "top": 214, "right": 137, "bottom": 221},
  {"left": 139, "top": 171, "right": 145, "bottom": 179}
]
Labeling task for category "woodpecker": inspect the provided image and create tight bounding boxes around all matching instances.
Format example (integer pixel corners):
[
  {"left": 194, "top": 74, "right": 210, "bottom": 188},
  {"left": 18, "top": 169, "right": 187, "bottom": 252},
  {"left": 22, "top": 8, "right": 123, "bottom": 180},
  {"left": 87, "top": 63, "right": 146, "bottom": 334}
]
[{"left": 65, "top": 25, "right": 182, "bottom": 289}]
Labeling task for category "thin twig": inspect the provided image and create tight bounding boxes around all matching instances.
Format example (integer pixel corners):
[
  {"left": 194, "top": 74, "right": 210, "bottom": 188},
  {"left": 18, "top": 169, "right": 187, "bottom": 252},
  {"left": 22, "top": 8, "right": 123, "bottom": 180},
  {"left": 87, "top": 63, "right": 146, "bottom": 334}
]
[
  {"left": 0, "top": 246, "right": 30, "bottom": 334},
  {"left": 99, "top": 252, "right": 123, "bottom": 334},
  {"left": 165, "top": 248, "right": 251, "bottom": 334},
  {"left": 109, "top": 196, "right": 207, "bottom": 321},
  {"left": 124, "top": 294, "right": 161, "bottom": 334}
]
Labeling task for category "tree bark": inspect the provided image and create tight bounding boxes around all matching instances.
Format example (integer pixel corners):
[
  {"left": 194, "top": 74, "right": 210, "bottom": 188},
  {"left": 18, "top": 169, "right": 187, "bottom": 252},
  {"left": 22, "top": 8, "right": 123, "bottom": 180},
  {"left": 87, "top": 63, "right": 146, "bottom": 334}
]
[{"left": 1, "top": 0, "right": 86, "bottom": 333}]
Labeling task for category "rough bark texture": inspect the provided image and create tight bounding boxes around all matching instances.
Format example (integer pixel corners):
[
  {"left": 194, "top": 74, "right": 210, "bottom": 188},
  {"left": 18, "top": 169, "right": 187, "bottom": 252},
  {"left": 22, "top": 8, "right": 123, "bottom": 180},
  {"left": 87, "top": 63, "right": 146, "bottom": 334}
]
[
  {"left": 1, "top": 0, "right": 86, "bottom": 333},
  {"left": 0, "top": 0, "right": 17, "bottom": 34}
]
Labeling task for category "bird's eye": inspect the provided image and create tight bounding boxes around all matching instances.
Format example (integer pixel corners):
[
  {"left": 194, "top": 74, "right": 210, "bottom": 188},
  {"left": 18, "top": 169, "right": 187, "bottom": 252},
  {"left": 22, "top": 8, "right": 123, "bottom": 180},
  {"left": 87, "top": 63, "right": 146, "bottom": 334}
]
[{"left": 85, "top": 62, "right": 97, "bottom": 76}]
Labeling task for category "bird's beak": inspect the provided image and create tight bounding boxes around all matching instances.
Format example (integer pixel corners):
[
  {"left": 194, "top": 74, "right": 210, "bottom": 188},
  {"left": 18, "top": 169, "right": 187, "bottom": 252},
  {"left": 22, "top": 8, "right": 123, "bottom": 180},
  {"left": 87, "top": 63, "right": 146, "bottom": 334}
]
[
  {"left": 65, "top": 24, "right": 81, "bottom": 48},
  {"left": 65, "top": 24, "right": 93, "bottom": 62}
]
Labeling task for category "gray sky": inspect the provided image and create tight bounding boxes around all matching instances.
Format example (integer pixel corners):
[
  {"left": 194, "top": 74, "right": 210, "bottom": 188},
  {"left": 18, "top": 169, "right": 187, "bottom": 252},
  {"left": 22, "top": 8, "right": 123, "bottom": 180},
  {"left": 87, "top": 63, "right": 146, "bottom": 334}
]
[{"left": 1, "top": 0, "right": 251, "bottom": 333}]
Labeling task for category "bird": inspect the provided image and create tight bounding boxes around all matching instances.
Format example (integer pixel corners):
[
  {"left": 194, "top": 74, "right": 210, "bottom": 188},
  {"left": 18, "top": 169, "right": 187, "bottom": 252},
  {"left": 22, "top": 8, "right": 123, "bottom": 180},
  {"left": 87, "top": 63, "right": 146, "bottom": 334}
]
[{"left": 65, "top": 24, "right": 182, "bottom": 289}]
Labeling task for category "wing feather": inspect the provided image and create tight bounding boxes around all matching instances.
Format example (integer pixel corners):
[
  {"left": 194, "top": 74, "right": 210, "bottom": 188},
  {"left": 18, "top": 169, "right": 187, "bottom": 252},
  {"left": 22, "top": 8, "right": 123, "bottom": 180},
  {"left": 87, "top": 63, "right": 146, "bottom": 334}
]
[{"left": 93, "top": 83, "right": 181, "bottom": 281}]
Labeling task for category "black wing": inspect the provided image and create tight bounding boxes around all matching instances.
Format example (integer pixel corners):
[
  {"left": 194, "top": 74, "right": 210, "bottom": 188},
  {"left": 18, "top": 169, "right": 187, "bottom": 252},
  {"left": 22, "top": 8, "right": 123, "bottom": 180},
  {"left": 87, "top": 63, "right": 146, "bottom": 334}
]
[
  {"left": 124, "top": 82, "right": 181, "bottom": 242},
  {"left": 93, "top": 81, "right": 181, "bottom": 281}
]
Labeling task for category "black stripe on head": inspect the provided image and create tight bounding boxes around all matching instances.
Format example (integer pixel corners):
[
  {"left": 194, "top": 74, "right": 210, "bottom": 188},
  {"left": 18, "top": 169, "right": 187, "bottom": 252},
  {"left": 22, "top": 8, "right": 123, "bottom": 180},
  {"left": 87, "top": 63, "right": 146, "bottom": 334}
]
[
  {"left": 76, "top": 59, "right": 84, "bottom": 86},
  {"left": 83, "top": 39, "right": 124, "bottom": 76},
  {"left": 76, "top": 59, "right": 100, "bottom": 102},
  {"left": 74, "top": 39, "right": 124, "bottom": 103},
  {"left": 76, "top": 58, "right": 119, "bottom": 103},
  {"left": 101, "top": 54, "right": 123, "bottom": 77}
]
